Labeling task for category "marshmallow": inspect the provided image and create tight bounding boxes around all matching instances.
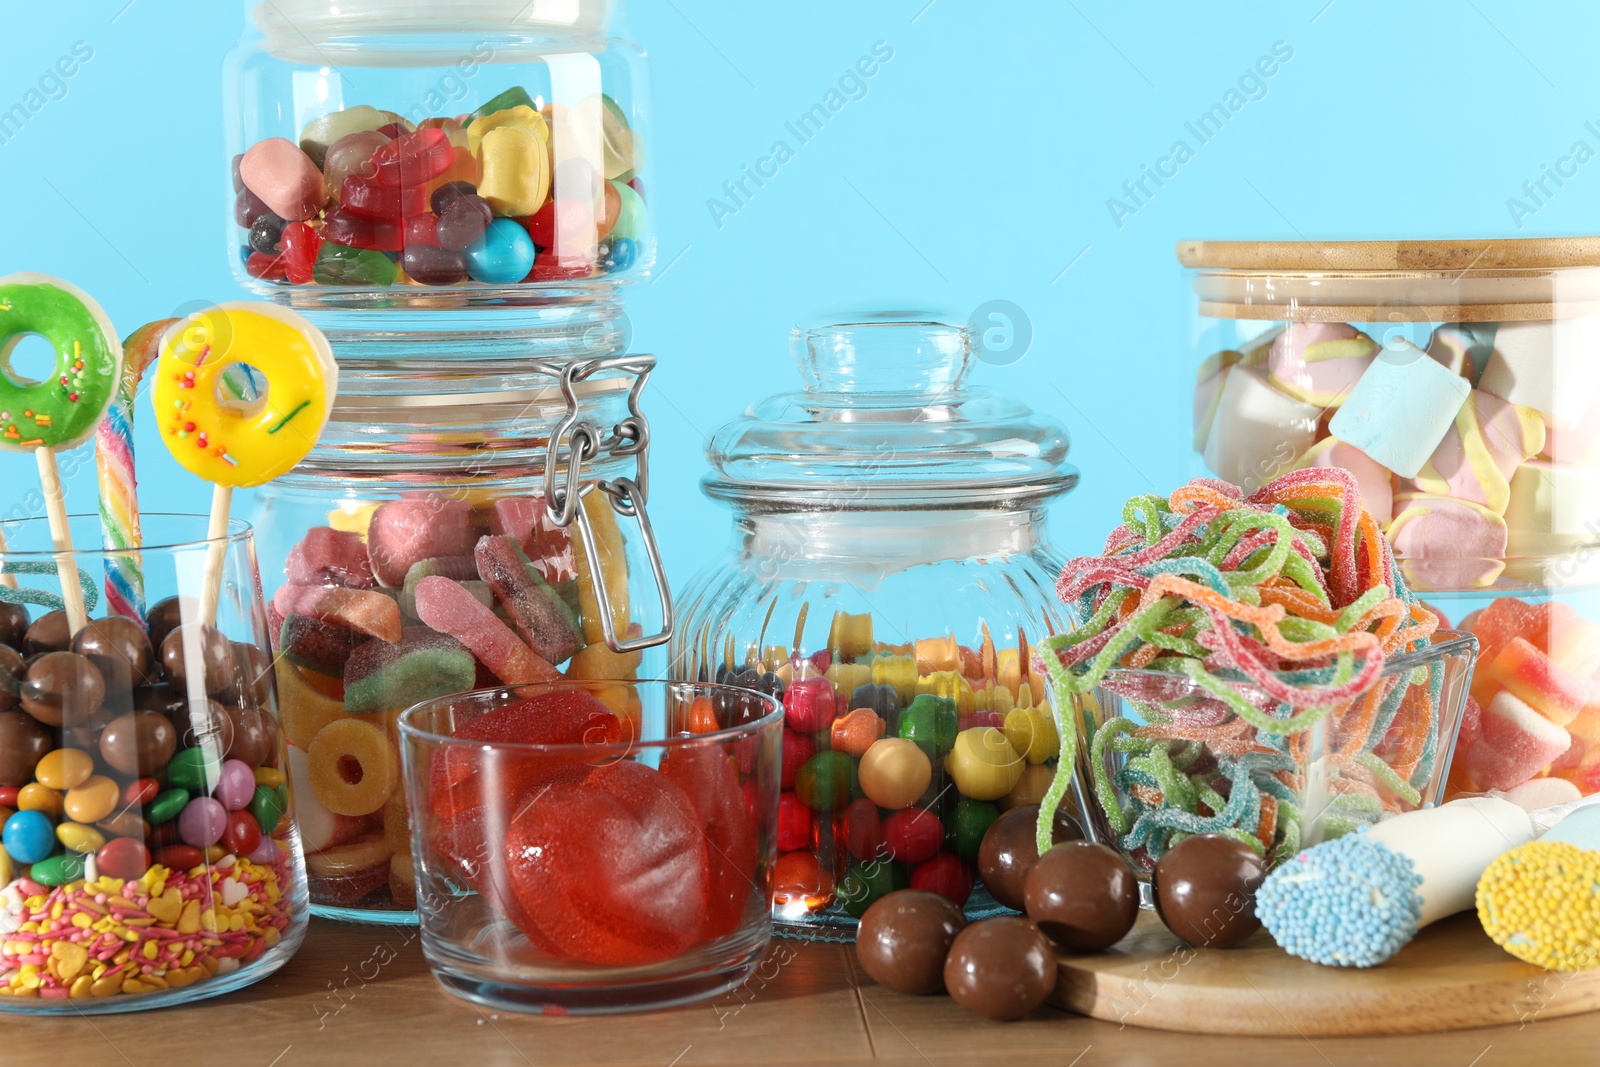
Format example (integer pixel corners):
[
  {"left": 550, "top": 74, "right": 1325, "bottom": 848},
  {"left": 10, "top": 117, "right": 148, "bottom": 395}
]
[
  {"left": 1411, "top": 390, "right": 1545, "bottom": 515},
  {"left": 1426, "top": 322, "right": 1497, "bottom": 384},
  {"left": 1504, "top": 458, "right": 1600, "bottom": 557},
  {"left": 1193, "top": 348, "right": 1241, "bottom": 453},
  {"left": 1329, "top": 340, "right": 1474, "bottom": 479},
  {"left": 1201, "top": 364, "right": 1321, "bottom": 492},
  {"left": 1478, "top": 318, "right": 1600, "bottom": 430},
  {"left": 1237, "top": 324, "right": 1283, "bottom": 367},
  {"left": 1386, "top": 491, "right": 1508, "bottom": 589},
  {"left": 1266, "top": 321, "right": 1379, "bottom": 406},
  {"left": 1297, "top": 436, "right": 1393, "bottom": 524},
  {"left": 1544, "top": 386, "right": 1600, "bottom": 463}
]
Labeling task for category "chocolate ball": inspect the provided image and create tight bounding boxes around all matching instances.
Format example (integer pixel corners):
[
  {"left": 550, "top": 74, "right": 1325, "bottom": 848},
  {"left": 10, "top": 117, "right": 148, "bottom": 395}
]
[
  {"left": 160, "top": 624, "right": 234, "bottom": 694},
  {"left": 99, "top": 709, "right": 178, "bottom": 777},
  {"left": 134, "top": 683, "right": 188, "bottom": 719},
  {"left": 0, "top": 709, "right": 53, "bottom": 784},
  {"left": 1152, "top": 833, "right": 1266, "bottom": 949},
  {"left": 1024, "top": 841, "right": 1139, "bottom": 953},
  {"left": 856, "top": 889, "right": 967, "bottom": 995},
  {"left": 978, "top": 803, "right": 1081, "bottom": 912},
  {"left": 162, "top": 698, "right": 234, "bottom": 754},
  {"left": 65, "top": 708, "right": 113, "bottom": 753},
  {"left": 22, "top": 610, "right": 71, "bottom": 656},
  {"left": 145, "top": 596, "right": 193, "bottom": 657},
  {"left": 72, "top": 616, "right": 155, "bottom": 697},
  {"left": 0, "top": 644, "right": 23, "bottom": 713},
  {"left": 224, "top": 704, "right": 273, "bottom": 768},
  {"left": 0, "top": 603, "right": 28, "bottom": 649},
  {"left": 231, "top": 642, "right": 274, "bottom": 708},
  {"left": 943, "top": 917, "right": 1056, "bottom": 1021},
  {"left": 19, "top": 651, "right": 105, "bottom": 727}
]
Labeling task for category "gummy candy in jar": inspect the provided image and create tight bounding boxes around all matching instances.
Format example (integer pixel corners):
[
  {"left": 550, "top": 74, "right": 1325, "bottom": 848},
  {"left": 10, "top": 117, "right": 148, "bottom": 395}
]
[
  {"left": 670, "top": 313, "right": 1084, "bottom": 934},
  {"left": 1178, "top": 237, "right": 1600, "bottom": 806},
  {"left": 225, "top": 0, "right": 654, "bottom": 301}
]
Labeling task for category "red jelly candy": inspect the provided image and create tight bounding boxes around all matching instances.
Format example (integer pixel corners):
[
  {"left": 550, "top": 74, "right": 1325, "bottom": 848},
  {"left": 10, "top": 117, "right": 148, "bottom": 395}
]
[
  {"left": 783, "top": 677, "right": 836, "bottom": 735},
  {"left": 780, "top": 729, "right": 816, "bottom": 790},
  {"left": 776, "top": 791, "right": 812, "bottom": 853},
  {"left": 280, "top": 222, "right": 322, "bottom": 285},
  {"left": 504, "top": 760, "right": 709, "bottom": 966},
  {"left": 324, "top": 206, "right": 403, "bottom": 252},
  {"left": 529, "top": 257, "right": 594, "bottom": 283},
  {"left": 911, "top": 851, "right": 973, "bottom": 907},
  {"left": 341, "top": 175, "right": 428, "bottom": 220},
  {"left": 245, "top": 251, "right": 287, "bottom": 280},
  {"left": 371, "top": 128, "right": 455, "bottom": 188},
  {"left": 882, "top": 807, "right": 943, "bottom": 864},
  {"left": 661, "top": 744, "right": 759, "bottom": 940},
  {"left": 524, "top": 199, "right": 593, "bottom": 250}
]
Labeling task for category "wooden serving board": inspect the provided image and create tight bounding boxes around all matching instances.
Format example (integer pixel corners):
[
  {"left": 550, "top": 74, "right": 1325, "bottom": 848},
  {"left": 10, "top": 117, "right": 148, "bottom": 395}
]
[{"left": 1052, "top": 911, "right": 1600, "bottom": 1036}]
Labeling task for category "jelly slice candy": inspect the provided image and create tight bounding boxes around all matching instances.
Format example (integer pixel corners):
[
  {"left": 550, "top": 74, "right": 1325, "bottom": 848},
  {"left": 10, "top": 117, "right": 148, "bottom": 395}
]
[
  {"left": 504, "top": 760, "right": 709, "bottom": 965},
  {"left": 413, "top": 575, "right": 558, "bottom": 685},
  {"left": 286, "top": 527, "right": 376, "bottom": 589},
  {"left": 273, "top": 584, "right": 402, "bottom": 643},
  {"left": 1459, "top": 691, "right": 1572, "bottom": 791},
  {"left": 343, "top": 629, "right": 475, "bottom": 715},
  {"left": 366, "top": 495, "right": 479, "bottom": 587},
  {"left": 660, "top": 745, "right": 758, "bottom": 940},
  {"left": 475, "top": 535, "right": 581, "bottom": 665},
  {"left": 280, "top": 613, "right": 366, "bottom": 676},
  {"left": 399, "top": 557, "right": 487, "bottom": 619},
  {"left": 430, "top": 689, "right": 621, "bottom": 920},
  {"left": 1482, "top": 637, "right": 1589, "bottom": 727}
]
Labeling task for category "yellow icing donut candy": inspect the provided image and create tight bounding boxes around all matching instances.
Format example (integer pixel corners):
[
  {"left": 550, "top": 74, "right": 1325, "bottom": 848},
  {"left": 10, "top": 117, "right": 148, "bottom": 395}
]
[
  {"left": 306, "top": 717, "right": 397, "bottom": 817},
  {"left": 150, "top": 303, "right": 336, "bottom": 488}
]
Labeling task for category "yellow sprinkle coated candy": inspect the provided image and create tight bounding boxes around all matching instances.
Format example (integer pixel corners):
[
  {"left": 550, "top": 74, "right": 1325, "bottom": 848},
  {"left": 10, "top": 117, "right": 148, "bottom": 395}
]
[{"left": 1477, "top": 840, "right": 1600, "bottom": 972}]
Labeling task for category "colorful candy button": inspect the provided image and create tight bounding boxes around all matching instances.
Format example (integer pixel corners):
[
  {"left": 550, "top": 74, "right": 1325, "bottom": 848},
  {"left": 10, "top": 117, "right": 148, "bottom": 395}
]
[
  {"left": 30, "top": 851, "right": 87, "bottom": 886},
  {"left": 96, "top": 836, "right": 151, "bottom": 880},
  {"left": 251, "top": 785, "right": 287, "bottom": 836},
  {"left": 3, "top": 809, "right": 56, "bottom": 864},
  {"left": 63, "top": 775, "right": 120, "bottom": 825},
  {"left": 147, "top": 788, "right": 190, "bottom": 825},
  {"left": 166, "top": 747, "right": 220, "bottom": 794},
  {"left": 56, "top": 821, "right": 105, "bottom": 854},
  {"left": 33, "top": 748, "right": 94, "bottom": 790},
  {"left": 17, "top": 783, "right": 62, "bottom": 816}
]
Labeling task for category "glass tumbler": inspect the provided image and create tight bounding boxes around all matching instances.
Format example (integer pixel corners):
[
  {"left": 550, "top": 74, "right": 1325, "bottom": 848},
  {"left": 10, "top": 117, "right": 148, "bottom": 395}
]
[
  {"left": 399, "top": 679, "right": 781, "bottom": 1014},
  {"left": 0, "top": 513, "right": 308, "bottom": 1013}
]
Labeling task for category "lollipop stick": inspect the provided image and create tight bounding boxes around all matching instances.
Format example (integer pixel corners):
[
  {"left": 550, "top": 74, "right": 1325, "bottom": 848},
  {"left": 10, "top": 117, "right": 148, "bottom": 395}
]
[
  {"left": 35, "top": 447, "right": 87, "bottom": 635},
  {"left": 199, "top": 484, "right": 232, "bottom": 628},
  {"left": 0, "top": 524, "right": 17, "bottom": 591}
]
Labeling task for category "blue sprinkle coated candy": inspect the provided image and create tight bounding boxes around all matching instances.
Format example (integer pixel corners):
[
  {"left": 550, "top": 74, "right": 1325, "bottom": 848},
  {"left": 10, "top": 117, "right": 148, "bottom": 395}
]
[{"left": 1255, "top": 829, "right": 1424, "bottom": 968}]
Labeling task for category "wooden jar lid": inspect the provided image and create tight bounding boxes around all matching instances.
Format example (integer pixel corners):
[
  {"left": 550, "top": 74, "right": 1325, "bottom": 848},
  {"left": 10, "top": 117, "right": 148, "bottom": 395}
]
[{"left": 1177, "top": 237, "right": 1600, "bottom": 271}]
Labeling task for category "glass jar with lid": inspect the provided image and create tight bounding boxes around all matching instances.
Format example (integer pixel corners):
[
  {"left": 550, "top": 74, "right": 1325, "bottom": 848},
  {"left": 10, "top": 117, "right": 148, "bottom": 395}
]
[
  {"left": 248, "top": 321, "right": 672, "bottom": 923},
  {"left": 1180, "top": 237, "right": 1600, "bottom": 804},
  {"left": 670, "top": 313, "right": 1083, "bottom": 936},
  {"left": 224, "top": 0, "right": 653, "bottom": 305}
]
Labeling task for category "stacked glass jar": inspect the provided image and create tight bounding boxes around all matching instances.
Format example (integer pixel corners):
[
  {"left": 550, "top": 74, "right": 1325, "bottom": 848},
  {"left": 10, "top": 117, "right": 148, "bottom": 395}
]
[
  {"left": 1180, "top": 237, "right": 1600, "bottom": 806},
  {"left": 671, "top": 315, "right": 1084, "bottom": 937},
  {"left": 226, "top": 0, "right": 672, "bottom": 921}
]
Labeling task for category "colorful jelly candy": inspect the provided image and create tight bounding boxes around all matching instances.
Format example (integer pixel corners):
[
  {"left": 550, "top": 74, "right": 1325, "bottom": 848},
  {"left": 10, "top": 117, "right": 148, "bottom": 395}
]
[
  {"left": 370, "top": 128, "right": 456, "bottom": 188},
  {"left": 343, "top": 630, "right": 476, "bottom": 715},
  {"left": 366, "top": 495, "right": 477, "bottom": 587},
  {"left": 312, "top": 241, "right": 398, "bottom": 287},
  {"left": 660, "top": 744, "right": 758, "bottom": 940},
  {"left": 477, "top": 126, "right": 550, "bottom": 218},
  {"left": 474, "top": 535, "right": 582, "bottom": 665},
  {"left": 413, "top": 576, "right": 557, "bottom": 685}
]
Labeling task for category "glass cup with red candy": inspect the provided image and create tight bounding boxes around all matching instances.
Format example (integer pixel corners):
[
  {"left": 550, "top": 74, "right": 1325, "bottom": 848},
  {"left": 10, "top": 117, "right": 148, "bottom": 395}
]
[{"left": 398, "top": 679, "right": 781, "bottom": 1014}]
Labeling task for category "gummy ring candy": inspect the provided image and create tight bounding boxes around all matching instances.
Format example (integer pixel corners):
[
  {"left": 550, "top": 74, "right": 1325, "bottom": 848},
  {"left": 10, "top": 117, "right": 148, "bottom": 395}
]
[
  {"left": 0, "top": 272, "right": 122, "bottom": 451},
  {"left": 149, "top": 302, "right": 336, "bottom": 488},
  {"left": 306, "top": 717, "right": 397, "bottom": 817}
]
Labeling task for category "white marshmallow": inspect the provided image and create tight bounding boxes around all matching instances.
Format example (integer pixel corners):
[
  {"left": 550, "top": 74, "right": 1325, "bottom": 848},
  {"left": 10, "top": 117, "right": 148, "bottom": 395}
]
[
  {"left": 1478, "top": 318, "right": 1600, "bottom": 429},
  {"left": 1504, "top": 458, "right": 1600, "bottom": 553},
  {"left": 1202, "top": 364, "right": 1321, "bottom": 492}
]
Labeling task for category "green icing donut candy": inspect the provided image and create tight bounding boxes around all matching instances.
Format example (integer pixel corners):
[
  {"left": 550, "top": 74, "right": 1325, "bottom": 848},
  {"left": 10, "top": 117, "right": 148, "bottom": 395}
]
[{"left": 0, "top": 273, "right": 121, "bottom": 451}]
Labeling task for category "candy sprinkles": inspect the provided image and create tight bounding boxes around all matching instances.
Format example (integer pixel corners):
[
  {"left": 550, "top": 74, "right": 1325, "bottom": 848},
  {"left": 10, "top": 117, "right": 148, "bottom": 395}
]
[{"left": 1034, "top": 468, "right": 1444, "bottom": 868}]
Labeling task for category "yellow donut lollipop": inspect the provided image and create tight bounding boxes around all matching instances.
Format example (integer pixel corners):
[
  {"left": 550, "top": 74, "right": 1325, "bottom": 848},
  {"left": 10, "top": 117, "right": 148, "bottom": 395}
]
[{"left": 151, "top": 303, "right": 336, "bottom": 488}]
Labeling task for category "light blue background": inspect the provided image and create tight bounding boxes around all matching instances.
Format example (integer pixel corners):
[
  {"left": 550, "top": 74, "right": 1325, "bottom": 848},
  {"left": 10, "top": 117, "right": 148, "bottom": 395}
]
[{"left": 2, "top": 0, "right": 1597, "bottom": 585}]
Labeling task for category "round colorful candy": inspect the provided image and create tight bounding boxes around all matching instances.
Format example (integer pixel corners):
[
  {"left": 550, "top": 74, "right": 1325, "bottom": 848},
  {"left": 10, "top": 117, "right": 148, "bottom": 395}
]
[
  {"left": 178, "top": 796, "right": 227, "bottom": 848},
  {"left": 0, "top": 273, "right": 123, "bottom": 452},
  {"left": 3, "top": 809, "right": 56, "bottom": 864},
  {"left": 223, "top": 808, "right": 262, "bottom": 856},
  {"left": 214, "top": 758, "right": 257, "bottom": 811},
  {"left": 858, "top": 737, "right": 932, "bottom": 809},
  {"left": 839, "top": 860, "right": 909, "bottom": 918},
  {"left": 63, "top": 775, "right": 119, "bottom": 824},
  {"left": 250, "top": 784, "right": 287, "bottom": 835},
  {"left": 150, "top": 303, "right": 337, "bottom": 488},
  {"left": 795, "top": 751, "right": 857, "bottom": 811},
  {"left": 96, "top": 836, "right": 151, "bottom": 880},
  {"left": 464, "top": 218, "right": 536, "bottom": 284},
  {"left": 32, "top": 748, "right": 94, "bottom": 791},
  {"left": 147, "top": 787, "right": 190, "bottom": 825}
]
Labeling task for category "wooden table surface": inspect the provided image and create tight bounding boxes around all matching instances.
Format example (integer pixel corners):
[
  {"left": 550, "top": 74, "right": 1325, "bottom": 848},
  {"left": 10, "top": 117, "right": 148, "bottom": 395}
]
[{"left": 8, "top": 918, "right": 1600, "bottom": 1067}]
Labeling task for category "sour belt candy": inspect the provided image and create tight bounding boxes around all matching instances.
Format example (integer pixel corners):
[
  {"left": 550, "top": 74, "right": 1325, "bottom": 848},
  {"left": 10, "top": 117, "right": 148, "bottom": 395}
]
[{"left": 1035, "top": 468, "right": 1442, "bottom": 867}]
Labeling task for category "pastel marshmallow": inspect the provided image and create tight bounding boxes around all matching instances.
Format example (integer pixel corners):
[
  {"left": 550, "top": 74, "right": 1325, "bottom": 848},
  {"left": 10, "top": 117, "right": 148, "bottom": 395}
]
[
  {"left": 1237, "top": 325, "right": 1283, "bottom": 367},
  {"left": 1492, "top": 776, "right": 1582, "bottom": 812},
  {"left": 1202, "top": 364, "right": 1322, "bottom": 492},
  {"left": 1504, "top": 459, "right": 1600, "bottom": 556},
  {"left": 1544, "top": 387, "right": 1600, "bottom": 463},
  {"left": 1266, "top": 322, "right": 1379, "bottom": 406},
  {"left": 239, "top": 137, "right": 328, "bottom": 222},
  {"left": 1478, "top": 319, "right": 1600, "bottom": 430},
  {"left": 1411, "top": 390, "right": 1546, "bottom": 515},
  {"left": 1297, "top": 437, "right": 1393, "bottom": 525},
  {"left": 1386, "top": 491, "right": 1508, "bottom": 589},
  {"left": 1426, "top": 323, "right": 1497, "bottom": 384},
  {"left": 1329, "top": 340, "right": 1473, "bottom": 478},
  {"left": 1194, "top": 349, "right": 1241, "bottom": 452}
]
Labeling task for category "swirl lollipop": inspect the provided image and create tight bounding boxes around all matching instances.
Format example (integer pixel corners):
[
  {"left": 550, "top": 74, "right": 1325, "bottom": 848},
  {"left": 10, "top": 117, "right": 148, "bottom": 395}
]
[
  {"left": 150, "top": 302, "right": 336, "bottom": 625},
  {"left": 0, "top": 273, "right": 123, "bottom": 634}
]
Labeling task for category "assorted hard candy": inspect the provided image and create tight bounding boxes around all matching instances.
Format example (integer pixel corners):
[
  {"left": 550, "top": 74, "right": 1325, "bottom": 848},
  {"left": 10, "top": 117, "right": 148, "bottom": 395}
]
[
  {"left": 0, "top": 600, "right": 294, "bottom": 1003},
  {"left": 1194, "top": 317, "right": 1600, "bottom": 590},
  {"left": 235, "top": 92, "right": 647, "bottom": 288},
  {"left": 274, "top": 490, "right": 641, "bottom": 913}
]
